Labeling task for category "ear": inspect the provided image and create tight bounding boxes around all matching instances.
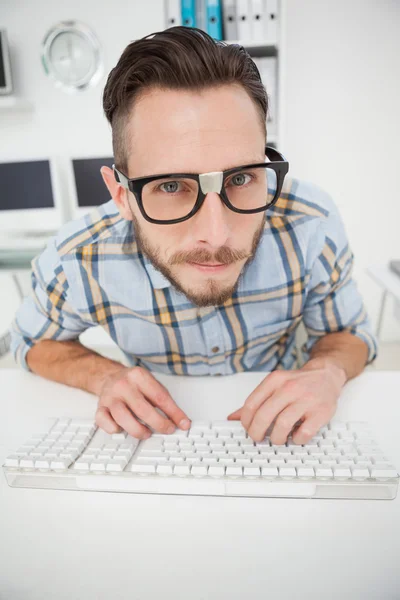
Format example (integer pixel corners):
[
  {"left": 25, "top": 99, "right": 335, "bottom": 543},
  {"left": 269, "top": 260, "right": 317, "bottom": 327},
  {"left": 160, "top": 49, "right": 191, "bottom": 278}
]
[{"left": 100, "top": 166, "right": 133, "bottom": 221}]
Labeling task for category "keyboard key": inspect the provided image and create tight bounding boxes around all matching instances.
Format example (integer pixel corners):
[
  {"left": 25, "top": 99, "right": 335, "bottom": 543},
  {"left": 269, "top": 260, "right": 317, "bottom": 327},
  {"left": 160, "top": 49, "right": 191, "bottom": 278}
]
[
  {"left": 351, "top": 468, "right": 370, "bottom": 480},
  {"left": 333, "top": 467, "right": 352, "bottom": 479},
  {"left": 261, "top": 467, "right": 279, "bottom": 478},
  {"left": 279, "top": 467, "right": 296, "bottom": 478},
  {"left": 90, "top": 460, "right": 108, "bottom": 472},
  {"left": 315, "top": 467, "right": 333, "bottom": 478},
  {"left": 202, "top": 457, "right": 219, "bottom": 465},
  {"left": 156, "top": 464, "right": 173, "bottom": 475},
  {"left": 370, "top": 468, "right": 399, "bottom": 480},
  {"left": 35, "top": 459, "right": 51, "bottom": 469},
  {"left": 209, "top": 442, "right": 224, "bottom": 451},
  {"left": 73, "top": 460, "right": 91, "bottom": 471},
  {"left": 173, "top": 465, "right": 191, "bottom": 476},
  {"left": 51, "top": 458, "right": 72, "bottom": 470},
  {"left": 106, "top": 461, "right": 125, "bottom": 472},
  {"left": 226, "top": 466, "right": 243, "bottom": 477},
  {"left": 131, "top": 463, "right": 156, "bottom": 474},
  {"left": 269, "top": 459, "right": 286, "bottom": 467},
  {"left": 191, "top": 465, "right": 208, "bottom": 476},
  {"left": 189, "top": 421, "right": 211, "bottom": 431},
  {"left": 244, "top": 466, "right": 261, "bottom": 477},
  {"left": 209, "top": 466, "right": 225, "bottom": 477},
  {"left": 218, "top": 457, "right": 235, "bottom": 465},
  {"left": 4, "top": 455, "right": 20, "bottom": 467},
  {"left": 212, "top": 421, "right": 243, "bottom": 430},
  {"left": 297, "top": 467, "right": 315, "bottom": 478},
  {"left": 111, "top": 433, "right": 127, "bottom": 441}
]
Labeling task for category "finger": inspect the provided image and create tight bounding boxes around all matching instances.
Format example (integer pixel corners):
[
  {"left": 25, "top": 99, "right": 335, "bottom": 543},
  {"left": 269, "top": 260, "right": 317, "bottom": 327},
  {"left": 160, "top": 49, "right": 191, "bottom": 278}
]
[
  {"left": 95, "top": 406, "right": 123, "bottom": 435},
  {"left": 114, "top": 380, "right": 177, "bottom": 435},
  {"left": 227, "top": 408, "right": 242, "bottom": 420},
  {"left": 291, "top": 408, "right": 335, "bottom": 445},
  {"left": 267, "top": 405, "right": 308, "bottom": 446},
  {"left": 246, "top": 386, "right": 295, "bottom": 442},
  {"left": 109, "top": 399, "right": 152, "bottom": 439},
  {"left": 240, "top": 371, "right": 290, "bottom": 430},
  {"left": 129, "top": 367, "right": 191, "bottom": 429}
]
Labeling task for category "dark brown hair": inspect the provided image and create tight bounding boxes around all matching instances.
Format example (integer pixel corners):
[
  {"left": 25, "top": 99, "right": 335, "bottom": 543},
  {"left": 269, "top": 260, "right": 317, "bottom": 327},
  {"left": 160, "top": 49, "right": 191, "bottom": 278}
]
[{"left": 103, "top": 26, "right": 268, "bottom": 173}]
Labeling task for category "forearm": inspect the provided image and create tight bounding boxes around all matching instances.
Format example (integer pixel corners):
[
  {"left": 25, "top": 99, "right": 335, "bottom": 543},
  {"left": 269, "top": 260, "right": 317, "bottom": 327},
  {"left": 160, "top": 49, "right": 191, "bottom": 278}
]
[
  {"left": 26, "top": 339, "right": 126, "bottom": 396},
  {"left": 303, "top": 331, "right": 369, "bottom": 382}
]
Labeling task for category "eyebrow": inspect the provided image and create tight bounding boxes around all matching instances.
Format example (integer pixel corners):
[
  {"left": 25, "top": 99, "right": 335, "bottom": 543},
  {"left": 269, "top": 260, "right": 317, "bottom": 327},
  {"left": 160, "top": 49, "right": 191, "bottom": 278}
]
[{"left": 181, "top": 158, "right": 264, "bottom": 175}]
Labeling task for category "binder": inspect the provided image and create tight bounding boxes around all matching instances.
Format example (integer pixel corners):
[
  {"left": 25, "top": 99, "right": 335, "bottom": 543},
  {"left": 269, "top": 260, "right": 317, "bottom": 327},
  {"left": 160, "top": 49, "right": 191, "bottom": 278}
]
[
  {"left": 258, "top": 56, "right": 277, "bottom": 131},
  {"left": 165, "top": 0, "right": 182, "bottom": 28},
  {"left": 206, "top": 0, "right": 223, "bottom": 40},
  {"left": 196, "top": 0, "right": 207, "bottom": 31},
  {"left": 181, "top": 0, "right": 196, "bottom": 27},
  {"left": 237, "top": 0, "right": 252, "bottom": 41},
  {"left": 265, "top": 0, "right": 279, "bottom": 45},
  {"left": 222, "top": 0, "right": 238, "bottom": 41},
  {"left": 250, "top": 0, "right": 265, "bottom": 42}
]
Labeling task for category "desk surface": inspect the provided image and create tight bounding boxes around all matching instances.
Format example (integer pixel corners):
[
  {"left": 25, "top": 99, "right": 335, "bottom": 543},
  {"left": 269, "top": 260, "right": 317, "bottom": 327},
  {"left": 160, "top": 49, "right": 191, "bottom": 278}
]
[{"left": 1, "top": 369, "right": 400, "bottom": 600}]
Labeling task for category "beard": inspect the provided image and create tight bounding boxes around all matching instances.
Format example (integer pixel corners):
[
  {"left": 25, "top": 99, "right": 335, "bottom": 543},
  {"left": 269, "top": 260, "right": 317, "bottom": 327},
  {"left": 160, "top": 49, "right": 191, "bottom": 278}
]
[{"left": 129, "top": 212, "right": 266, "bottom": 307}]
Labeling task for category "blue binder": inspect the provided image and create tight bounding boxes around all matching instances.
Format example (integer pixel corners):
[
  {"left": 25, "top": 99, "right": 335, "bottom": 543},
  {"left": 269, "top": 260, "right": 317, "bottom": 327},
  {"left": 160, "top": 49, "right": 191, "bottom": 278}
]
[
  {"left": 206, "top": 0, "right": 223, "bottom": 40},
  {"left": 181, "top": 0, "right": 197, "bottom": 27}
]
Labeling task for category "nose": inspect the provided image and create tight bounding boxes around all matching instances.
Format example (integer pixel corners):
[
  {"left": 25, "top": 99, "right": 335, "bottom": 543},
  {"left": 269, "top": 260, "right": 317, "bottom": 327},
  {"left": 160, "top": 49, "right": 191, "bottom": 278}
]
[{"left": 192, "top": 191, "right": 231, "bottom": 249}]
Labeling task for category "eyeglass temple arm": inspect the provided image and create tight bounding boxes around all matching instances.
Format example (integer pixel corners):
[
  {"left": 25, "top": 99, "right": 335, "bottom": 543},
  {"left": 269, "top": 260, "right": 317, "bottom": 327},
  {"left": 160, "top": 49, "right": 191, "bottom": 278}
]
[{"left": 113, "top": 165, "right": 129, "bottom": 189}]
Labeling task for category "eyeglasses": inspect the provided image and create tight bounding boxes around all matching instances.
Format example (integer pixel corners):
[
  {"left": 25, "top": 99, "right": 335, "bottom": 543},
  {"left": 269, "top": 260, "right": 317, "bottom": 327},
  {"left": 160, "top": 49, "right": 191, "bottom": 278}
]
[{"left": 113, "top": 146, "right": 289, "bottom": 225}]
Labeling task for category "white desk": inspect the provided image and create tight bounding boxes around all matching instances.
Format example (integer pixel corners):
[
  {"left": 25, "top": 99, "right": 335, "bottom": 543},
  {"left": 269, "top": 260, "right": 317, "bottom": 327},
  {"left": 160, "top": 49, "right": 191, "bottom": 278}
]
[
  {"left": 367, "top": 264, "right": 400, "bottom": 339},
  {"left": 1, "top": 369, "right": 400, "bottom": 600}
]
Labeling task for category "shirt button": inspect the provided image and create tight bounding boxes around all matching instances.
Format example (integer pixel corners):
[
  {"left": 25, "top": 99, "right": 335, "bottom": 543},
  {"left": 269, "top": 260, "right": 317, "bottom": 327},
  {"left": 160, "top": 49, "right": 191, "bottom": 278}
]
[{"left": 211, "top": 346, "right": 219, "bottom": 353}]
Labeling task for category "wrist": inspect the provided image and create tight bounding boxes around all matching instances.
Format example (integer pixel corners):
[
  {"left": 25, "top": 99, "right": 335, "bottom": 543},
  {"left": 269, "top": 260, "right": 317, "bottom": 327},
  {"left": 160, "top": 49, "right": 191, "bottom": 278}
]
[
  {"left": 301, "top": 355, "right": 347, "bottom": 388},
  {"left": 91, "top": 363, "right": 129, "bottom": 397}
]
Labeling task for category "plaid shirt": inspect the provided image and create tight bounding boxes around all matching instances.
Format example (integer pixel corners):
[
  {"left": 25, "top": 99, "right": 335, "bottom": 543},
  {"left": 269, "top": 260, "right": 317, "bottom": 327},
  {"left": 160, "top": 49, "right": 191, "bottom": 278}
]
[{"left": 10, "top": 175, "right": 377, "bottom": 375}]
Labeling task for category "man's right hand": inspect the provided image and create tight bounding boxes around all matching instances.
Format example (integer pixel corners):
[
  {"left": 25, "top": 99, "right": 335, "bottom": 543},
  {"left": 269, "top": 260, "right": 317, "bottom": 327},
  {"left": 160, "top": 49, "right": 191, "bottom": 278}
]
[{"left": 96, "top": 366, "right": 191, "bottom": 439}]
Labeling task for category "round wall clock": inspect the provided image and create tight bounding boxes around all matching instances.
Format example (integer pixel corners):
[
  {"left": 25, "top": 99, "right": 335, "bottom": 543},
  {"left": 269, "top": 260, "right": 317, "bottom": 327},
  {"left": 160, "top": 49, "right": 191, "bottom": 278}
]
[{"left": 41, "top": 20, "right": 103, "bottom": 92}]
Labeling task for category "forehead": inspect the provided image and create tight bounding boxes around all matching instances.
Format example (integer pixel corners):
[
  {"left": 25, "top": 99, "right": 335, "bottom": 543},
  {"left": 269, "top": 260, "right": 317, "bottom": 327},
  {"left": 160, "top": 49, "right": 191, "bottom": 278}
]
[{"left": 125, "top": 85, "right": 265, "bottom": 177}]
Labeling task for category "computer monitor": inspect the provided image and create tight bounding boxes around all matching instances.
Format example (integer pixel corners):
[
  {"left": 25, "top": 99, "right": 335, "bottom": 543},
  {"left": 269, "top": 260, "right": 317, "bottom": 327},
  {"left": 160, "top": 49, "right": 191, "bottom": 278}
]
[
  {"left": 71, "top": 156, "right": 114, "bottom": 218},
  {"left": 0, "top": 30, "right": 13, "bottom": 95},
  {"left": 0, "top": 158, "right": 63, "bottom": 236}
]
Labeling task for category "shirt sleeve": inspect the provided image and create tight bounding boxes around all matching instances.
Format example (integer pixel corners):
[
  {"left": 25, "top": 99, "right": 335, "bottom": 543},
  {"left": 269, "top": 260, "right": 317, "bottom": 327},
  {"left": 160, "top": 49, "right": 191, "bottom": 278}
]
[
  {"left": 302, "top": 194, "right": 378, "bottom": 365},
  {"left": 9, "top": 237, "right": 91, "bottom": 372}
]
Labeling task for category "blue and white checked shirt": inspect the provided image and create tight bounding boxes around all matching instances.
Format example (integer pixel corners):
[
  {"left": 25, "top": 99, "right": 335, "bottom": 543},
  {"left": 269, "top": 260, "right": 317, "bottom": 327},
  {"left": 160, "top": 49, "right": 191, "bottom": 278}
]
[{"left": 10, "top": 175, "right": 377, "bottom": 375}]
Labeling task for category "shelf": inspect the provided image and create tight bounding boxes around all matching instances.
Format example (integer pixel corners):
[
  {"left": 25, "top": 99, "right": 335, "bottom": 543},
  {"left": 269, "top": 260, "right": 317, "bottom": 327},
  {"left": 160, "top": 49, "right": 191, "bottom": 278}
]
[{"left": 0, "top": 96, "right": 33, "bottom": 111}]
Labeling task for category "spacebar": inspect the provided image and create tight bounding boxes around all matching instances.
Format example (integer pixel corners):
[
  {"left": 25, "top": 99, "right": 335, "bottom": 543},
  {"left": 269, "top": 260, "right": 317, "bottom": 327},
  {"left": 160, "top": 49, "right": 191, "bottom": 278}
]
[{"left": 225, "top": 480, "right": 316, "bottom": 498}]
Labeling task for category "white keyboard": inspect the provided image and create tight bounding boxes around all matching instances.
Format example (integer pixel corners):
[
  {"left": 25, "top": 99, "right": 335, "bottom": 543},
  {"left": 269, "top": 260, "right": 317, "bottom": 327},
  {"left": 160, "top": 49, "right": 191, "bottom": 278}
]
[{"left": 3, "top": 418, "right": 399, "bottom": 500}]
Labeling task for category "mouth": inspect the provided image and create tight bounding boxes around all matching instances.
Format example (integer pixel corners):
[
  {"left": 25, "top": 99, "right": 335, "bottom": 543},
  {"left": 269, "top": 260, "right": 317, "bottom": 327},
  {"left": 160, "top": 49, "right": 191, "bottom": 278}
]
[{"left": 188, "top": 262, "right": 231, "bottom": 273}]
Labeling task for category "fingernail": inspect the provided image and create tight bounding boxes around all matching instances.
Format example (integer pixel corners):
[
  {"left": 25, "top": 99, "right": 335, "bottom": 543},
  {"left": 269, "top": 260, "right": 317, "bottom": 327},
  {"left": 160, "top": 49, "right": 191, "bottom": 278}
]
[
  {"left": 167, "top": 425, "right": 175, "bottom": 434},
  {"left": 179, "top": 418, "right": 191, "bottom": 429}
]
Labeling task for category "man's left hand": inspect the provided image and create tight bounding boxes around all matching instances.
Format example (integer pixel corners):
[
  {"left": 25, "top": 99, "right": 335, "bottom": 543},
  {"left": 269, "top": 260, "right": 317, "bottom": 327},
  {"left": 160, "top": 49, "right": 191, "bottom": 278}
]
[{"left": 226, "top": 361, "right": 347, "bottom": 445}]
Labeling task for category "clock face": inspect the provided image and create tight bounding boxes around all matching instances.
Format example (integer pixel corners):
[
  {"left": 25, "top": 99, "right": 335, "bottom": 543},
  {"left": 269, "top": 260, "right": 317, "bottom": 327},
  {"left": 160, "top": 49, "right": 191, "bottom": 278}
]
[{"left": 42, "top": 21, "right": 103, "bottom": 92}]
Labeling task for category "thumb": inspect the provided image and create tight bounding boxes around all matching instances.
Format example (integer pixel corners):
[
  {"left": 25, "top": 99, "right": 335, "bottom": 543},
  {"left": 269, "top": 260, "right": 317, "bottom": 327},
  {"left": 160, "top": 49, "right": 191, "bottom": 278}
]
[{"left": 227, "top": 408, "right": 242, "bottom": 420}]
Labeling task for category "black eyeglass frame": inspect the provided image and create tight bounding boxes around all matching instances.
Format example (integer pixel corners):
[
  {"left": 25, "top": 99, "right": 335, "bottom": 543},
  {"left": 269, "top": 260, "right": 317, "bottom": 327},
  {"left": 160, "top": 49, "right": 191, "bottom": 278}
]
[{"left": 113, "top": 145, "right": 289, "bottom": 225}]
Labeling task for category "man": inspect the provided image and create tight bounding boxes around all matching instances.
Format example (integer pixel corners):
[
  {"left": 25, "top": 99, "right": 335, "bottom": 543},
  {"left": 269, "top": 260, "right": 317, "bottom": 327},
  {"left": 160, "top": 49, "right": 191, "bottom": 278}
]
[{"left": 10, "top": 27, "right": 377, "bottom": 446}]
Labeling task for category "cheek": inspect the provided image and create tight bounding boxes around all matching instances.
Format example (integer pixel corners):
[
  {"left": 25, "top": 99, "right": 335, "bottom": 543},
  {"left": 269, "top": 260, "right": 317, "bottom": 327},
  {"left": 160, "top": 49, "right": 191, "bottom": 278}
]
[{"left": 235, "top": 214, "right": 264, "bottom": 242}]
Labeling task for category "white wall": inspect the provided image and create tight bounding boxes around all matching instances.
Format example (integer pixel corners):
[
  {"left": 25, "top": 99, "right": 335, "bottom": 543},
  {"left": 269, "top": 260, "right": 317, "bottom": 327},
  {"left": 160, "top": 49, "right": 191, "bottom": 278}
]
[
  {"left": 1, "top": 0, "right": 400, "bottom": 341},
  {"left": 282, "top": 0, "right": 400, "bottom": 340}
]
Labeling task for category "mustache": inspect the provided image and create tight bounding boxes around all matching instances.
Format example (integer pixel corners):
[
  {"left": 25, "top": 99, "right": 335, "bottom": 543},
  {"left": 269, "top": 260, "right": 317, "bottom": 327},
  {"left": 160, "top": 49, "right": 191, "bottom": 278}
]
[{"left": 170, "top": 246, "right": 251, "bottom": 265}]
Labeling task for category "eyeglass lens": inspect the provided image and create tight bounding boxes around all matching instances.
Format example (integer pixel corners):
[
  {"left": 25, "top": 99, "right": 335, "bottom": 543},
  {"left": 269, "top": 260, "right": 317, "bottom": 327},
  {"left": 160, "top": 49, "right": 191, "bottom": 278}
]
[{"left": 141, "top": 165, "right": 278, "bottom": 221}]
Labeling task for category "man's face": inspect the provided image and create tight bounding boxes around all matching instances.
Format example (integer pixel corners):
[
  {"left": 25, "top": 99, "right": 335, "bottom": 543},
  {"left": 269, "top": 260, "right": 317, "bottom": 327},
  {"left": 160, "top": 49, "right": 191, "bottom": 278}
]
[{"left": 104, "top": 84, "right": 267, "bottom": 307}]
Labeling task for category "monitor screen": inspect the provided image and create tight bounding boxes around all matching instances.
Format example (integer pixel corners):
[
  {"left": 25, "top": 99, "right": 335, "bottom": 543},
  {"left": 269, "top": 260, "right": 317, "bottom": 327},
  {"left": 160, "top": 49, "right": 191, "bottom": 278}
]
[
  {"left": 0, "top": 30, "right": 12, "bottom": 93},
  {"left": 0, "top": 160, "right": 54, "bottom": 211},
  {"left": 73, "top": 157, "right": 114, "bottom": 207},
  {"left": 0, "top": 33, "right": 6, "bottom": 89}
]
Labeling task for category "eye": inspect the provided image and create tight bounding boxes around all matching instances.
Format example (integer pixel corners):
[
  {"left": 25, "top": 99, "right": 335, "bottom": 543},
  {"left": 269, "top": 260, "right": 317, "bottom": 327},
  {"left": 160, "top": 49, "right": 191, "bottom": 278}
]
[
  {"left": 227, "top": 172, "right": 253, "bottom": 187},
  {"left": 158, "top": 180, "right": 183, "bottom": 194}
]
